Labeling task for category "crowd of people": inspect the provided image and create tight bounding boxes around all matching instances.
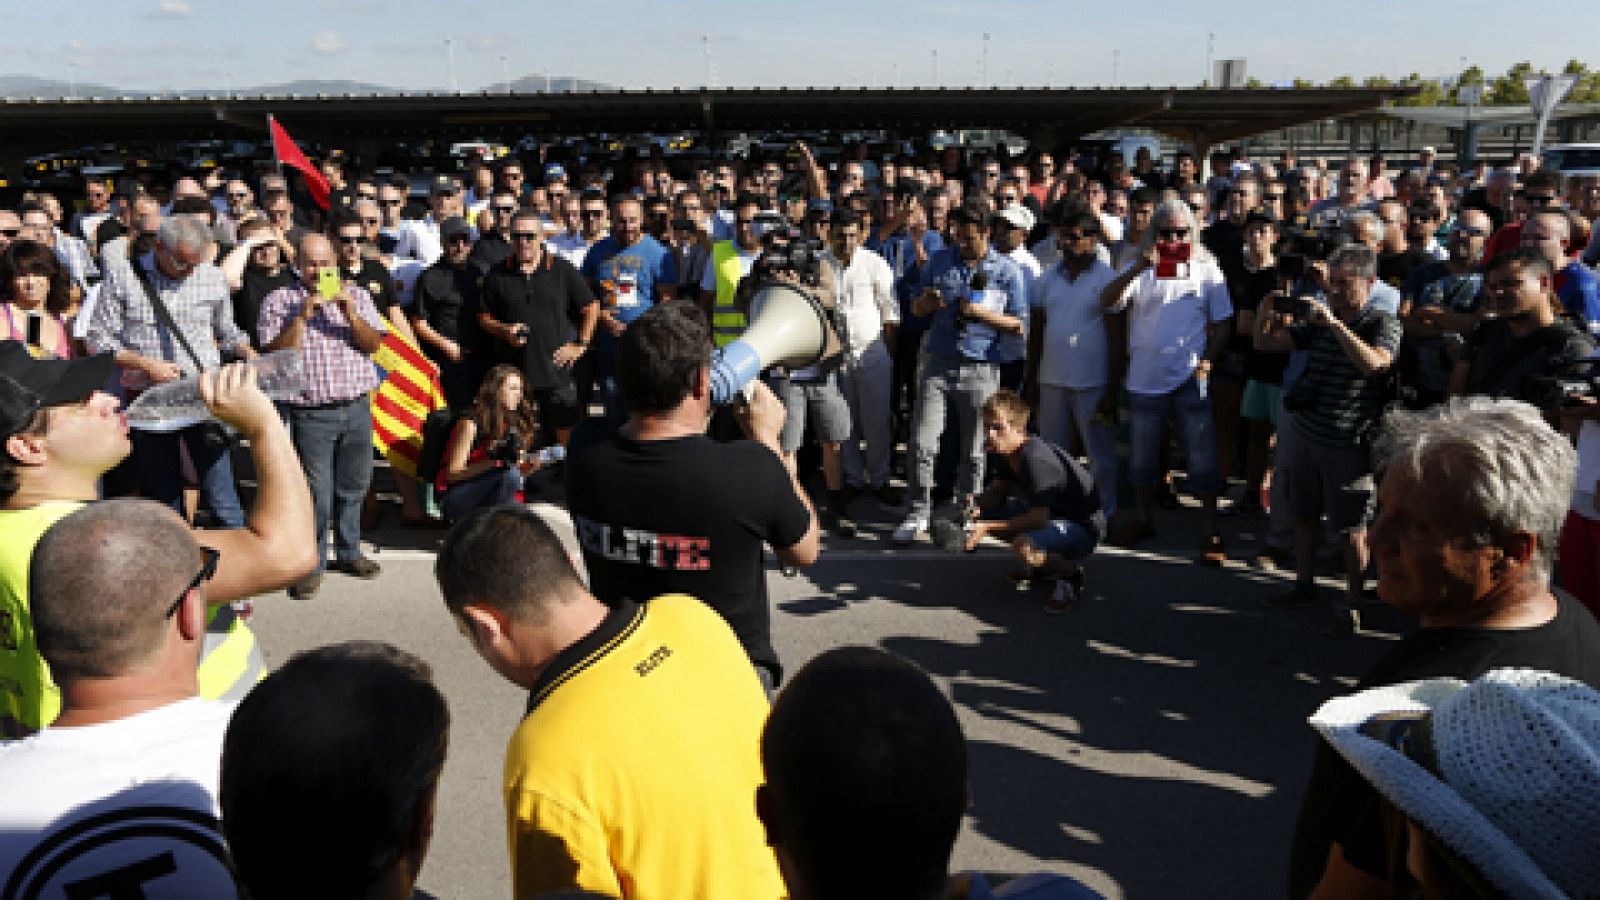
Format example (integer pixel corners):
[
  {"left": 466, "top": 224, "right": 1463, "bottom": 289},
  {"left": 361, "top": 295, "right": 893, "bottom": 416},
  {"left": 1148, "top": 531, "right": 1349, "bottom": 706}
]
[{"left": 1, "top": 133, "right": 1600, "bottom": 897}]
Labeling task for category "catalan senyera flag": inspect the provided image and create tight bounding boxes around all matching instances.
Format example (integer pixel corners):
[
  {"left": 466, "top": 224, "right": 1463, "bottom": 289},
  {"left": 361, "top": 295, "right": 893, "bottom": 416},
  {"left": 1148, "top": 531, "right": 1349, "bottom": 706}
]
[{"left": 370, "top": 330, "right": 445, "bottom": 479}]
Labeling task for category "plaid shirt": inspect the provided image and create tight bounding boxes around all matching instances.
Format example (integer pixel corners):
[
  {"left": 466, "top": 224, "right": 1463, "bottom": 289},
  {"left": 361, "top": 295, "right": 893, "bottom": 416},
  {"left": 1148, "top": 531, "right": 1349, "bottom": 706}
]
[
  {"left": 256, "top": 283, "right": 386, "bottom": 406},
  {"left": 52, "top": 228, "right": 98, "bottom": 288},
  {"left": 87, "top": 253, "right": 250, "bottom": 390}
]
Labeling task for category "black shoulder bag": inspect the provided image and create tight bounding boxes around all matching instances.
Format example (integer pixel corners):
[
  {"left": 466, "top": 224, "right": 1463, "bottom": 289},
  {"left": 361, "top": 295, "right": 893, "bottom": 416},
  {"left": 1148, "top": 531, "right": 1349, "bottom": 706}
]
[{"left": 131, "top": 262, "right": 238, "bottom": 450}]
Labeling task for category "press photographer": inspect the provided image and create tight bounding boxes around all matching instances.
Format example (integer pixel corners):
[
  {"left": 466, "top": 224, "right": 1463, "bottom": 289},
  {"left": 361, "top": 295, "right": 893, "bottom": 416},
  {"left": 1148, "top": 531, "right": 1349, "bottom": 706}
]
[
  {"left": 739, "top": 216, "right": 858, "bottom": 536},
  {"left": 1448, "top": 248, "right": 1595, "bottom": 408}
]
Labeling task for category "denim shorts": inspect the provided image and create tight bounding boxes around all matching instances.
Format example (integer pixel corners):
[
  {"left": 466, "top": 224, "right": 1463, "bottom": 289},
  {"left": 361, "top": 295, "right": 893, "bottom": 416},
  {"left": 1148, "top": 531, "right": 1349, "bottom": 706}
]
[
  {"left": 1023, "top": 518, "right": 1099, "bottom": 561},
  {"left": 1127, "top": 376, "right": 1223, "bottom": 495}
]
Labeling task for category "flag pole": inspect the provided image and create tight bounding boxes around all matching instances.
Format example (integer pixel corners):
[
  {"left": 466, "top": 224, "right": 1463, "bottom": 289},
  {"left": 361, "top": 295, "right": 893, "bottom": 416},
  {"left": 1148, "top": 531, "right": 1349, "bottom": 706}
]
[{"left": 268, "top": 113, "right": 283, "bottom": 178}]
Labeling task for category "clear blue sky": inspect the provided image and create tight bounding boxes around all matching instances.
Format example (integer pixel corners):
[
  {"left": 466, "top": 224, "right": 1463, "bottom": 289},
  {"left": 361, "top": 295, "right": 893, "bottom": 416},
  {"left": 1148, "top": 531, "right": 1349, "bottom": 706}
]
[{"left": 0, "top": 0, "right": 1579, "bottom": 93}]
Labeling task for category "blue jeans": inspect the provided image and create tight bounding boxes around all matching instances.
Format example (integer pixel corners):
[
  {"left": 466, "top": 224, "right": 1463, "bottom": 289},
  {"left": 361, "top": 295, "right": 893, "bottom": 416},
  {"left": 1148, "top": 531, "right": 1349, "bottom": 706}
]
[
  {"left": 1023, "top": 519, "right": 1099, "bottom": 561},
  {"left": 287, "top": 396, "right": 374, "bottom": 571},
  {"left": 440, "top": 466, "right": 523, "bottom": 523},
  {"left": 129, "top": 425, "right": 244, "bottom": 528},
  {"left": 1127, "top": 376, "right": 1223, "bottom": 496}
]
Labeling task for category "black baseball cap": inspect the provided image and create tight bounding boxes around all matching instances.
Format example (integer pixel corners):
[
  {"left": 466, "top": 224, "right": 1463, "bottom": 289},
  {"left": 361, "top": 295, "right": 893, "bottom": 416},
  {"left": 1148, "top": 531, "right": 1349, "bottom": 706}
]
[
  {"left": 0, "top": 341, "right": 115, "bottom": 438},
  {"left": 438, "top": 216, "right": 473, "bottom": 242}
]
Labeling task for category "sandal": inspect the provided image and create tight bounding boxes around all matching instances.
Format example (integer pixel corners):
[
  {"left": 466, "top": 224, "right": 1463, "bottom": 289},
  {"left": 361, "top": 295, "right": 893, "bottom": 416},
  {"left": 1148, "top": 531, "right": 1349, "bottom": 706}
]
[{"left": 1199, "top": 534, "right": 1227, "bottom": 568}]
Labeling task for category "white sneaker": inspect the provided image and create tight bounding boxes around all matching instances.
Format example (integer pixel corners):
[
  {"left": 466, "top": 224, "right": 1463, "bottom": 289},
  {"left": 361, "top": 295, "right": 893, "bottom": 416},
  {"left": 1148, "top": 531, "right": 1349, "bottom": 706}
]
[{"left": 893, "top": 514, "right": 929, "bottom": 545}]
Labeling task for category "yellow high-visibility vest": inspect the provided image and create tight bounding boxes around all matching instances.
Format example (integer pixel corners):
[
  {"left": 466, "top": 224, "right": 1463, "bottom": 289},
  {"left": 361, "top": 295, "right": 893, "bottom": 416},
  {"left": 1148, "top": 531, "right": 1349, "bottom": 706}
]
[{"left": 710, "top": 241, "right": 747, "bottom": 348}]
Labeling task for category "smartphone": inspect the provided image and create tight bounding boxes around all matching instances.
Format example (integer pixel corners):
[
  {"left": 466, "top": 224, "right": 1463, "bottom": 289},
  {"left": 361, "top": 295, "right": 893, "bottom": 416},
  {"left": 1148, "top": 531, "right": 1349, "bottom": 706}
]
[
  {"left": 1155, "top": 241, "right": 1192, "bottom": 279},
  {"left": 317, "top": 267, "right": 342, "bottom": 300},
  {"left": 25, "top": 311, "right": 42, "bottom": 347}
]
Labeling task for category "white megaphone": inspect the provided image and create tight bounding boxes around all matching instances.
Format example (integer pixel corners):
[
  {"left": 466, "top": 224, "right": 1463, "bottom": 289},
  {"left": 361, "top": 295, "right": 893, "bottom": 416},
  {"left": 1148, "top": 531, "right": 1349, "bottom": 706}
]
[{"left": 709, "top": 281, "right": 842, "bottom": 405}]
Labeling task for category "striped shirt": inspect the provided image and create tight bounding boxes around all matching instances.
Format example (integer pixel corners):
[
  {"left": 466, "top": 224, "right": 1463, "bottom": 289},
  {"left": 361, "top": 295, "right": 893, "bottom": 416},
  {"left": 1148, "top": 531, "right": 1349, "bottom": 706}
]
[
  {"left": 86, "top": 253, "right": 250, "bottom": 391},
  {"left": 256, "top": 283, "right": 386, "bottom": 406},
  {"left": 1289, "top": 308, "right": 1403, "bottom": 448},
  {"left": 51, "top": 229, "right": 98, "bottom": 289}
]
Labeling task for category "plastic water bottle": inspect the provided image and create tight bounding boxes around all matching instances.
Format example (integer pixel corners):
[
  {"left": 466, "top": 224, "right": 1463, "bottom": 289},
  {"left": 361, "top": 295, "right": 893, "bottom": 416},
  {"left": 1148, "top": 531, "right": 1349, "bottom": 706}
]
[{"left": 124, "top": 350, "right": 308, "bottom": 432}]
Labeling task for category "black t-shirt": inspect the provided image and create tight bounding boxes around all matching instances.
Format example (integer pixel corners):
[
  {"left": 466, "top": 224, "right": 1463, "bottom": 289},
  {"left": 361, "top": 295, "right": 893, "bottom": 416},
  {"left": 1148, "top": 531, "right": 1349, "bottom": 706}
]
[
  {"left": 565, "top": 425, "right": 812, "bottom": 681},
  {"left": 479, "top": 254, "right": 595, "bottom": 389},
  {"left": 344, "top": 258, "right": 396, "bottom": 313},
  {"left": 232, "top": 265, "right": 296, "bottom": 350},
  {"left": 1377, "top": 247, "right": 1432, "bottom": 292},
  {"left": 1461, "top": 318, "right": 1594, "bottom": 402},
  {"left": 1461, "top": 187, "right": 1508, "bottom": 231},
  {"left": 470, "top": 232, "right": 511, "bottom": 274},
  {"left": 1287, "top": 591, "right": 1600, "bottom": 896},
  {"left": 1000, "top": 438, "right": 1106, "bottom": 541},
  {"left": 1233, "top": 265, "right": 1289, "bottom": 384},
  {"left": 411, "top": 260, "right": 484, "bottom": 354}
]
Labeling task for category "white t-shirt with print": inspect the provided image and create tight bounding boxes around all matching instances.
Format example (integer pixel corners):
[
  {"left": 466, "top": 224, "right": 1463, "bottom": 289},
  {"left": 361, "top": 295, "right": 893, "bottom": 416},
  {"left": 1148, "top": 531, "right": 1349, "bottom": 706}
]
[{"left": 0, "top": 697, "right": 238, "bottom": 897}]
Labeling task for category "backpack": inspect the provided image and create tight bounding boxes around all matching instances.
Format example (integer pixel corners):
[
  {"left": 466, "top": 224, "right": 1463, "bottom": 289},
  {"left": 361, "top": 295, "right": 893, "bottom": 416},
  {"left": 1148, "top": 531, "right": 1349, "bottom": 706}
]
[{"left": 414, "top": 408, "right": 464, "bottom": 485}]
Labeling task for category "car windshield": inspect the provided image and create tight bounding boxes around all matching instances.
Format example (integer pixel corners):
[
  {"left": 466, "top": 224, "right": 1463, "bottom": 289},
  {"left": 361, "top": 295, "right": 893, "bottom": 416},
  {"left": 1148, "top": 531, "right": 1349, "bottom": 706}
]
[{"left": 1544, "top": 146, "right": 1600, "bottom": 171}]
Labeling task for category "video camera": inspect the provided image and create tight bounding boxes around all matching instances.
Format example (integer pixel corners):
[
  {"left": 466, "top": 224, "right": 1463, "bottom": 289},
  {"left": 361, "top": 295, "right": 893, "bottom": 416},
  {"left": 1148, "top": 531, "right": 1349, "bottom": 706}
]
[
  {"left": 1278, "top": 224, "right": 1347, "bottom": 281},
  {"left": 752, "top": 221, "right": 825, "bottom": 284},
  {"left": 1524, "top": 355, "right": 1600, "bottom": 409}
]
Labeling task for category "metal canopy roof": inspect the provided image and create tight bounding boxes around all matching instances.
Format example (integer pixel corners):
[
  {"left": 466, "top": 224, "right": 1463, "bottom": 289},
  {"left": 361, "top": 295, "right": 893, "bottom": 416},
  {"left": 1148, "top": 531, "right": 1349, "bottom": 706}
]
[{"left": 0, "top": 86, "right": 1410, "bottom": 148}]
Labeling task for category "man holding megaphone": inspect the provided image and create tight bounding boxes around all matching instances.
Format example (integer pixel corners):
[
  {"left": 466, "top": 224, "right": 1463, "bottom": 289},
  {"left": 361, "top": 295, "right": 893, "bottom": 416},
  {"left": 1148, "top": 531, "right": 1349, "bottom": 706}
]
[
  {"left": 894, "top": 200, "right": 1029, "bottom": 545},
  {"left": 566, "top": 303, "right": 820, "bottom": 693}
]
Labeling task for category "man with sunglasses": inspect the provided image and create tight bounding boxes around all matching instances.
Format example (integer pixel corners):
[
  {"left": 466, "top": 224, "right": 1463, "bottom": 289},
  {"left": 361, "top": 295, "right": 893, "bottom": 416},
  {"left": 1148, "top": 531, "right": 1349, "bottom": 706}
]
[
  {"left": 1397, "top": 209, "right": 1492, "bottom": 409},
  {"left": 480, "top": 210, "right": 597, "bottom": 446},
  {"left": 88, "top": 215, "right": 256, "bottom": 527},
  {"left": 0, "top": 500, "right": 242, "bottom": 893},
  {"left": 0, "top": 348, "right": 314, "bottom": 741},
  {"left": 411, "top": 217, "right": 485, "bottom": 409},
  {"left": 395, "top": 175, "right": 464, "bottom": 268}
]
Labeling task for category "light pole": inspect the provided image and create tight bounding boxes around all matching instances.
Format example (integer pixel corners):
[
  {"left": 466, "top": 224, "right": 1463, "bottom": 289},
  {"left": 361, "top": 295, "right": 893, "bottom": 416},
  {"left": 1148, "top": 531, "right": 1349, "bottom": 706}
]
[
  {"left": 445, "top": 37, "right": 457, "bottom": 93},
  {"left": 932, "top": 49, "right": 939, "bottom": 87},
  {"left": 501, "top": 55, "right": 511, "bottom": 94}
]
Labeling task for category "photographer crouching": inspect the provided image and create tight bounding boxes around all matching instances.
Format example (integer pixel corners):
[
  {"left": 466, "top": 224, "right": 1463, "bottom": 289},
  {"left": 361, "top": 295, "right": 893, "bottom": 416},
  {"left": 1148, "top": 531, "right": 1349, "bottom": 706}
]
[{"left": 1255, "top": 243, "right": 1402, "bottom": 636}]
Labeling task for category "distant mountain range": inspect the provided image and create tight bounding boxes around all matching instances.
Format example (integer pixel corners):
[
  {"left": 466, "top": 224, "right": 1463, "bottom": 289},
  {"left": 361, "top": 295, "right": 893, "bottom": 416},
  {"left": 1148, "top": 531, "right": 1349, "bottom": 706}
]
[{"left": 0, "top": 74, "right": 615, "bottom": 100}]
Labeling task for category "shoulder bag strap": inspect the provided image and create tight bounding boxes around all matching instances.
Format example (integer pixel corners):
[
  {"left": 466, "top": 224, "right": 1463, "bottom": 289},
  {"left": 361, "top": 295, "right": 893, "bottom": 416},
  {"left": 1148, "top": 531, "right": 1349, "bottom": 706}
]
[{"left": 132, "top": 262, "right": 208, "bottom": 372}]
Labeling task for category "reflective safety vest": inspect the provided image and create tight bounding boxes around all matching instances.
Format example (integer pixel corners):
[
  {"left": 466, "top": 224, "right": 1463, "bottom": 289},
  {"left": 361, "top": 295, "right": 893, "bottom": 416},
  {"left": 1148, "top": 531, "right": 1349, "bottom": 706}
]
[
  {"left": 0, "top": 502, "right": 265, "bottom": 736},
  {"left": 711, "top": 241, "right": 748, "bottom": 348}
]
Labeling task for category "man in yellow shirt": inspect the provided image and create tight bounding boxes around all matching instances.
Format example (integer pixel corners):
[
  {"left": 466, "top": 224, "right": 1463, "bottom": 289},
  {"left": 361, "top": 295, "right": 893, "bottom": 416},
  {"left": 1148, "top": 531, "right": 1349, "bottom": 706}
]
[
  {"left": 435, "top": 505, "right": 782, "bottom": 900},
  {"left": 0, "top": 342, "right": 316, "bottom": 736}
]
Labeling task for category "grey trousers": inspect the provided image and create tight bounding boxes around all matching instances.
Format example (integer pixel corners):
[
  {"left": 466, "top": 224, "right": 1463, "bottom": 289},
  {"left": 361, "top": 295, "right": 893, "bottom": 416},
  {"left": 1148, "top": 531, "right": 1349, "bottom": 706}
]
[
  {"left": 906, "top": 353, "right": 999, "bottom": 517},
  {"left": 838, "top": 342, "right": 896, "bottom": 489}
]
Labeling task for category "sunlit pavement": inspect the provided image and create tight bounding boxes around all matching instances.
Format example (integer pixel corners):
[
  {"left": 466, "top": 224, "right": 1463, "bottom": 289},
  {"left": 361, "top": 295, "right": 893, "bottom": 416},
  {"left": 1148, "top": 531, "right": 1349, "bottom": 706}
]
[{"left": 249, "top": 491, "right": 1406, "bottom": 899}]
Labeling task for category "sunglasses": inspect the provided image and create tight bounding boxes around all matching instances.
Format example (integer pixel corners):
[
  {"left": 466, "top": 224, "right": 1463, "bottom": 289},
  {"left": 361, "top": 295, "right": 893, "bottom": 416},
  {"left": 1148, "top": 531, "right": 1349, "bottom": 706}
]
[
  {"left": 1525, "top": 194, "right": 1559, "bottom": 206},
  {"left": 1059, "top": 231, "right": 1095, "bottom": 242},
  {"left": 495, "top": 205, "right": 520, "bottom": 214},
  {"left": 0, "top": 228, "right": 18, "bottom": 238},
  {"left": 379, "top": 199, "right": 403, "bottom": 207},
  {"left": 510, "top": 232, "right": 542, "bottom": 241},
  {"left": 1157, "top": 228, "right": 1189, "bottom": 239},
  {"left": 581, "top": 209, "right": 606, "bottom": 218},
  {"left": 337, "top": 235, "right": 364, "bottom": 245},
  {"left": 1264, "top": 193, "right": 1285, "bottom": 201},
  {"left": 444, "top": 234, "right": 472, "bottom": 244},
  {"left": 166, "top": 546, "right": 220, "bottom": 619},
  {"left": 1453, "top": 226, "right": 1488, "bottom": 237}
]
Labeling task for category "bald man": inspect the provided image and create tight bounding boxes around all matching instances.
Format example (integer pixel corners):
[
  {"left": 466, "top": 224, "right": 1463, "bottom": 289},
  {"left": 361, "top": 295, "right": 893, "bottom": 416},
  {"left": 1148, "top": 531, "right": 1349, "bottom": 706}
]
[
  {"left": 258, "top": 233, "right": 388, "bottom": 600},
  {"left": 0, "top": 499, "right": 243, "bottom": 893}
]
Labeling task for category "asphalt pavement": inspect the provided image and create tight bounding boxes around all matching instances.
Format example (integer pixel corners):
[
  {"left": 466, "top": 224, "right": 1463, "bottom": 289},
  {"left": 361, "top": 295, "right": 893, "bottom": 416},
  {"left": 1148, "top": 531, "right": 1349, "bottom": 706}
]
[{"left": 248, "top": 488, "right": 1408, "bottom": 899}]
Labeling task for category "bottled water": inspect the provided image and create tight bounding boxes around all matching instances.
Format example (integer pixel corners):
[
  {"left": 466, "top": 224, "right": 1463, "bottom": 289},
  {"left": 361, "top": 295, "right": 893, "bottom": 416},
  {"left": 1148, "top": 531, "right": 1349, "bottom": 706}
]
[{"left": 124, "top": 350, "right": 307, "bottom": 432}]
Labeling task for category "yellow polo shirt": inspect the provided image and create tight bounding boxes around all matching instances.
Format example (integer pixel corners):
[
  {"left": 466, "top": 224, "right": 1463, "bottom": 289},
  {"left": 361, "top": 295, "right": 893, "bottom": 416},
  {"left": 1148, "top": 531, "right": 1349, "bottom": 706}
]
[{"left": 503, "top": 594, "right": 781, "bottom": 900}]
